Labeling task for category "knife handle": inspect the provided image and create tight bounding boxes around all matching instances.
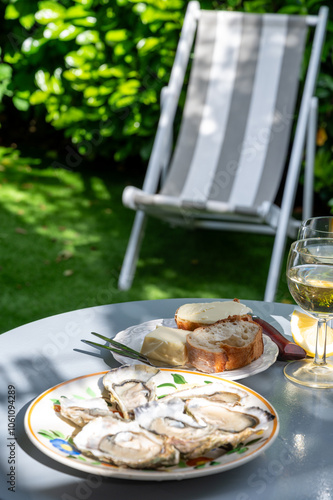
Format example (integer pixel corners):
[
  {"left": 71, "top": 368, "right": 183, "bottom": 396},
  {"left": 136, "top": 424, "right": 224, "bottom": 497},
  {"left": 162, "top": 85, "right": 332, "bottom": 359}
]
[{"left": 252, "top": 316, "right": 307, "bottom": 361}]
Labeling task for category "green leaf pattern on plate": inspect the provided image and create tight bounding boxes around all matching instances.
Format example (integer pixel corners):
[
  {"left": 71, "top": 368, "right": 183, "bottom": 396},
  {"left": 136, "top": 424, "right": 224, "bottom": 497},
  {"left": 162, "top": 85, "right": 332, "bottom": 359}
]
[
  {"left": 171, "top": 373, "right": 187, "bottom": 385},
  {"left": 86, "top": 387, "right": 96, "bottom": 398},
  {"left": 157, "top": 382, "right": 177, "bottom": 389}
]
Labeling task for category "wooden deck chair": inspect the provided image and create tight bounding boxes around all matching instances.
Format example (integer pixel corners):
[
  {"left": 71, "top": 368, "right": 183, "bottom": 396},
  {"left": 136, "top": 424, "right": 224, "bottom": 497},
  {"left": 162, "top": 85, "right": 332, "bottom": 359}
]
[{"left": 118, "top": 2, "right": 328, "bottom": 301}]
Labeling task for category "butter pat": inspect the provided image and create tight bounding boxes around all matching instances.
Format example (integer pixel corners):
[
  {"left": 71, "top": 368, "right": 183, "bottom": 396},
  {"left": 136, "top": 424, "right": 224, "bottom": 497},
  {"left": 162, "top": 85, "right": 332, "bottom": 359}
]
[
  {"left": 176, "top": 301, "right": 252, "bottom": 325},
  {"left": 140, "top": 326, "right": 188, "bottom": 366}
]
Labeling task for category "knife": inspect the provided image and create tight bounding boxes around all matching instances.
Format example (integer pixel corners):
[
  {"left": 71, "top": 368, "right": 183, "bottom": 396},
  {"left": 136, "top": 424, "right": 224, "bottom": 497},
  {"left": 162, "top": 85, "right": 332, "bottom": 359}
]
[{"left": 251, "top": 315, "right": 307, "bottom": 361}]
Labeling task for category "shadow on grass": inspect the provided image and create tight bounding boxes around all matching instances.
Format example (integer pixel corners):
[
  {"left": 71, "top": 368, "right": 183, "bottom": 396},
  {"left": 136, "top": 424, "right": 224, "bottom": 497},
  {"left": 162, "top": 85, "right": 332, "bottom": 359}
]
[
  {"left": 0, "top": 150, "right": 291, "bottom": 334},
  {"left": 81, "top": 164, "right": 292, "bottom": 303}
]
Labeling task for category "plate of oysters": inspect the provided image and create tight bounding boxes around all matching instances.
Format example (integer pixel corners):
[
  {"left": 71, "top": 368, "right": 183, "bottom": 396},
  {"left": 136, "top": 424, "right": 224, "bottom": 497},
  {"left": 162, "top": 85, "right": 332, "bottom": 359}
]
[
  {"left": 111, "top": 300, "right": 279, "bottom": 380},
  {"left": 25, "top": 364, "right": 279, "bottom": 480}
]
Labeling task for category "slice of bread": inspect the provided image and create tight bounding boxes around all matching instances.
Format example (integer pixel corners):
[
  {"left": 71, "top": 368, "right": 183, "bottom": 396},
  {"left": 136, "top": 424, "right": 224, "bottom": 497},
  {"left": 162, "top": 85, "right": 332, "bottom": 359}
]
[
  {"left": 186, "top": 315, "right": 263, "bottom": 373},
  {"left": 175, "top": 299, "right": 252, "bottom": 331}
]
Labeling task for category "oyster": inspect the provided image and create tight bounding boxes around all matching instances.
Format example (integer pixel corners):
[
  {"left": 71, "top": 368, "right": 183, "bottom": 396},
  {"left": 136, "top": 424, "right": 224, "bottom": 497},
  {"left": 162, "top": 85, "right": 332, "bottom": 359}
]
[
  {"left": 59, "top": 396, "right": 111, "bottom": 427},
  {"left": 134, "top": 397, "right": 224, "bottom": 458},
  {"left": 162, "top": 381, "right": 248, "bottom": 406},
  {"left": 103, "top": 365, "right": 160, "bottom": 418},
  {"left": 186, "top": 397, "right": 275, "bottom": 447},
  {"left": 73, "top": 414, "right": 179, "bottom": 469}
]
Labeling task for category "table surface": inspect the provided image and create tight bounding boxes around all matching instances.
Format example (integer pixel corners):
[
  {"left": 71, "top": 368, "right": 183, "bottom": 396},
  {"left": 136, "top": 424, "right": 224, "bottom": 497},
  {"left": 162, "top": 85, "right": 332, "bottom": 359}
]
[{"left": 1, "top": 298, "right": 333, "bottom": 500}]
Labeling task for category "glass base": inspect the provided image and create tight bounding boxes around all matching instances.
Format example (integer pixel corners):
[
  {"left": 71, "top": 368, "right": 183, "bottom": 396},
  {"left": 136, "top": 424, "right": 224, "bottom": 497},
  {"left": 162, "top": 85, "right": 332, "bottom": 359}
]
[{"left": 284, "top": 359, "right": 333, "bottom": 388}]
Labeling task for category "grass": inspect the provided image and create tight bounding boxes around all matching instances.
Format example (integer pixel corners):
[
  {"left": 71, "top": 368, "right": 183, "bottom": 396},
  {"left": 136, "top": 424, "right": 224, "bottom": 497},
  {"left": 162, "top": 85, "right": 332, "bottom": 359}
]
[{"left": 0, "top": 147, "right": 292, "bottom": 334}]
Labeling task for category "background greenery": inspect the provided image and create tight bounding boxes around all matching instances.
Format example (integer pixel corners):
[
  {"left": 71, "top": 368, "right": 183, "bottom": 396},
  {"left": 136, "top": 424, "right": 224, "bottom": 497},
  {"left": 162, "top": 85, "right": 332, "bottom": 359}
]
[
  {"left": 1, "top": 0, "right": 332, "bottom": 192},
  {"left": 0, "top": 0, "right": 332, "bottom": 333}
]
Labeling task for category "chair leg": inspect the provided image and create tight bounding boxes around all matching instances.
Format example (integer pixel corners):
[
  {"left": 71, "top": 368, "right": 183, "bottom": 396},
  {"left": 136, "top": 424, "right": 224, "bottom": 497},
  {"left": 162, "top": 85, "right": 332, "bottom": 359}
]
[
  {"left": 118, "top": 210, "right": 147, "bottom": 290},
  {"left": 303, "top": 96, "right": 317, "bottom": 220},
  {"left": 264, "top": 227, "right": 289, "bottom": 302},
  {"left": 264, "top": 95, "right": 317, "bottom": 301}
]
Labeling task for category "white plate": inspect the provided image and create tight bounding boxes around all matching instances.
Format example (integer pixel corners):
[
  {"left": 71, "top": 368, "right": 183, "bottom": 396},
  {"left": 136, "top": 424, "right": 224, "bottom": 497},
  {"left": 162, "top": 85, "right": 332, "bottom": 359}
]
[
  {"left": 112, "top": 318, "right": 279, "bottom": 380},
  {"left": 24, "top": 369, "right": 279, "bottom": 481}
]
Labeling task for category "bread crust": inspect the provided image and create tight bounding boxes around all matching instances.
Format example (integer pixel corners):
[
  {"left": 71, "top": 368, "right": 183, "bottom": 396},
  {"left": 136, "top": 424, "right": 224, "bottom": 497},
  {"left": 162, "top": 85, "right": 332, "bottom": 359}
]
[
  {"left": 175, "top": 313, "right": 206, "bottom": 332},
  {"left": 186, "top": 315, "right": 263, "bottom": 373}
]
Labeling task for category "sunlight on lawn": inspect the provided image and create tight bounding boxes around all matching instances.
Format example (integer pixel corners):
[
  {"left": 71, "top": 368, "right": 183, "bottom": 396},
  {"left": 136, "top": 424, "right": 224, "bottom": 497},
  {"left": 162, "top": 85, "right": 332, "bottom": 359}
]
[
  {"left": 0, "top": 146, "right": 292, "bottom": 334},
  {"left": 0, "top": 155, "right": 112, "bottom": 251},
  {"left": 0, "top": 147, "right": 127, "bottom": 332}
]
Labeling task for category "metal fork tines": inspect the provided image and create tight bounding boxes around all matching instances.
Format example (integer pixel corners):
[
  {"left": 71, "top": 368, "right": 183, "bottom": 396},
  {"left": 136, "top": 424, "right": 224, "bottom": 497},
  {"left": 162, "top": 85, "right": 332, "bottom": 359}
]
[{"left": 83, "top": 331, "right": 183, "bottom": 368}]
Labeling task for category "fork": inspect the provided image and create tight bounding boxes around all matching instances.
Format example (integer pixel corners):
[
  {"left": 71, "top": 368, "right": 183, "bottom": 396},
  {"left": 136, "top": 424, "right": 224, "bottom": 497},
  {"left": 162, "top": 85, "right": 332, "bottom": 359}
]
[{"left": 82, "top": 332, "right": 184, "bottom": 368}]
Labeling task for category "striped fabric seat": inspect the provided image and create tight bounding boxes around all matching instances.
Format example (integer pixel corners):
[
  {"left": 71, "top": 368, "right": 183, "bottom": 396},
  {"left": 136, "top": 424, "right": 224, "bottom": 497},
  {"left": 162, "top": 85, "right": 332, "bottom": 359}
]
[
  {"left": 126, "top": 11, "right": 306, "bottom": 221},
  {"left": 119, "top": 2, "right": 328, "bottom": 300}
]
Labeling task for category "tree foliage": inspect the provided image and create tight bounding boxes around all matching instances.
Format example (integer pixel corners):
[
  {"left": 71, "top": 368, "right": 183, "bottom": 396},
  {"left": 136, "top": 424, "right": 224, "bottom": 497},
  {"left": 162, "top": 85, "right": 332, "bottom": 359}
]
[{"left": 0, "top": 0, "right": 332, "bottom": 187}]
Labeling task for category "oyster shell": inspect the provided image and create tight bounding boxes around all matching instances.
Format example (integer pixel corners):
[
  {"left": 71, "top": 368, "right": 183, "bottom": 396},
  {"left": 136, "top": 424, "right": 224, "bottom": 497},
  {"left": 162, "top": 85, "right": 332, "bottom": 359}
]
[
  {"left": 162, "top": 381, "right": 248, "bottom": 406},
  {"left": 186, "top": 397, "right": 275, "bottom": 447},
  {"left": 59, "top": 396, "right": 111, "bottom": 427},
  {"left": 134, "top": 397, "right": 224, "bottom": 458},
  {"left": 103, "top": 364, "right": 160, "bottom": 418},
  {"left": 73, "top": 414, "right": 179, "bottom": 469},
  {"left": 66, "top": 366, "right": 277, "bottom": 469}
]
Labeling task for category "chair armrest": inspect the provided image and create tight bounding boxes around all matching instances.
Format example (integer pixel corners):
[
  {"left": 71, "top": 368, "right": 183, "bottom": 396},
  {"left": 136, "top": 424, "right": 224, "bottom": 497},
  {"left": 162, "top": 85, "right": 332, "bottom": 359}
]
[{"left": 122, "top": 186, "right": 141, "bottom": 210}]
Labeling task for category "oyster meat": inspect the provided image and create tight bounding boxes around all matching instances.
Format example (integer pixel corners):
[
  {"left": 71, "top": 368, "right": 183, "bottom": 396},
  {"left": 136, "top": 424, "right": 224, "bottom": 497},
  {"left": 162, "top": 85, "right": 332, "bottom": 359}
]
[
  {"left": 103, "top": 364, "right": 160, "bottom": 418},
  {"left": 162, "top": 381, "right": 248, "bottom": 406},
  {"left": 134, "top": 397, "right": 224, "bottom": 458},
  {"left": 59, "top": 396, "right": 111, "bottom": 427},
  {"left": 73, "top": 414, "right": 179, "bottom": 469},
  {"left": 186, "top": 397, "right": 275, "bottom": 447}
]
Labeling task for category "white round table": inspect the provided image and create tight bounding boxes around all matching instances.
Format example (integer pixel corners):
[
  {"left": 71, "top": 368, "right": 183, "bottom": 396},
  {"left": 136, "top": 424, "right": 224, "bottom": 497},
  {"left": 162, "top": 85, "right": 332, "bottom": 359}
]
[{"left": 0, "top": 298, "right": 332, "bottom": 500}]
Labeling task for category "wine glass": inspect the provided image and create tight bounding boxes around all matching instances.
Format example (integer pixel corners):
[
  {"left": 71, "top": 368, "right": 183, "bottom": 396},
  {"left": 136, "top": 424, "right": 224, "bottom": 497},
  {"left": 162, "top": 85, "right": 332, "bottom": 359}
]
[
  {"left": 298, "top": 216, "right": 333, "bottom": 239},
  {"left": 285, "top": 237, "right": 333, "bottom": 388},
  {"left": 298, "top": 216, "right": 333, "bottom": 372}
]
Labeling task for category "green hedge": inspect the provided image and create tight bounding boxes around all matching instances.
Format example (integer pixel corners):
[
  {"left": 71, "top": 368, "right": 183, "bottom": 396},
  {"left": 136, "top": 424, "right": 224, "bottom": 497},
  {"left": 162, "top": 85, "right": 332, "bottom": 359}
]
[
  {"left": 0, "top": 0, "right": 332, "bottom": 195},
  {"left": 0, "top": 0, "right": 187, "bottom": 163}
]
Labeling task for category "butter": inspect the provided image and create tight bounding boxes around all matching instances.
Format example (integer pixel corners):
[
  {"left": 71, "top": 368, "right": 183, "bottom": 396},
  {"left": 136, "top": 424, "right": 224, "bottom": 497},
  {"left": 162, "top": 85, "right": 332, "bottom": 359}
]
[
  {"left": 140, "top": 326, "right": 188, "bottom": 366},
  {"left": 177, "top": 301, "right": 252, "bottom": 324}
]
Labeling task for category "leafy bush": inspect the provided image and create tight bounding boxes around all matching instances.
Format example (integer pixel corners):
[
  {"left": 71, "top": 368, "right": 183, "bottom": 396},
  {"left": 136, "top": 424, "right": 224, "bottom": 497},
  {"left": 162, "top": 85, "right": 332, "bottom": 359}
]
[
  {"left": 0, "top": 0, "right": 332, "bottom": 189},
  {"left": 1, "top": 0, "right": 186, "bottom": 163}
]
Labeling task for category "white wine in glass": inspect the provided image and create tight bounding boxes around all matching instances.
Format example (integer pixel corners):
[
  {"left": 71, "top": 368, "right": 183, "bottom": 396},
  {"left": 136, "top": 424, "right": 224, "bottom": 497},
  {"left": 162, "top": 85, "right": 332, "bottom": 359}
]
[{"left": 285, "top": 238, "right": 333, "bottom": 388}]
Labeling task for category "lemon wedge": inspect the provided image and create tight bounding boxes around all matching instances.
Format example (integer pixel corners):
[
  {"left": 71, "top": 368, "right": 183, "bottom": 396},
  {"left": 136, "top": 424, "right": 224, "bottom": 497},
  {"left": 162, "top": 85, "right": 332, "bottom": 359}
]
[{"left": 290, "top": 310, "right": 333, "bottom": 357}]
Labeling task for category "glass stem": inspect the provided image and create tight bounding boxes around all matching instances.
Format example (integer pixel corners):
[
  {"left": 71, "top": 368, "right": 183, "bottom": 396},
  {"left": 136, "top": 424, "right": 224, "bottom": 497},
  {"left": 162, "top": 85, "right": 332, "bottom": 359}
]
[{"left": 314, "top": 318, "right": 328, "bottom": 366}]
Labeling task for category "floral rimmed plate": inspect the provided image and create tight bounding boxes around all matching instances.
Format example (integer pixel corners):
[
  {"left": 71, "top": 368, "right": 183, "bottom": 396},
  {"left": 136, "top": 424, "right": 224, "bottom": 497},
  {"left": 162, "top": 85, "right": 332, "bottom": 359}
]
[
  {"left": 112, "top": 318, "right": 279, "bottom": 380},
  {"left": 24, "top": 369, "right": 279, "bottom": 481}
]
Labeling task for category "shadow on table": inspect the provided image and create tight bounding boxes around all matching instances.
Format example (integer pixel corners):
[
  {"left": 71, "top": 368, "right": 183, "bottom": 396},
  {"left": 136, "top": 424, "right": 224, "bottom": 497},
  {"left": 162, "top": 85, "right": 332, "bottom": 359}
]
[{"left": 73, "top": 345, "right": 117, "bottom": 368}]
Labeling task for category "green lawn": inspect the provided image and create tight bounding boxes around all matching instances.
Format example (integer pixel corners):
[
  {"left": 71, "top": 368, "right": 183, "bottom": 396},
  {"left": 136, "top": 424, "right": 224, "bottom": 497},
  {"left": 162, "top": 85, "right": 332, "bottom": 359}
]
[{"left": 0, "top": 147, "right": 292, "bottom": 334}]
